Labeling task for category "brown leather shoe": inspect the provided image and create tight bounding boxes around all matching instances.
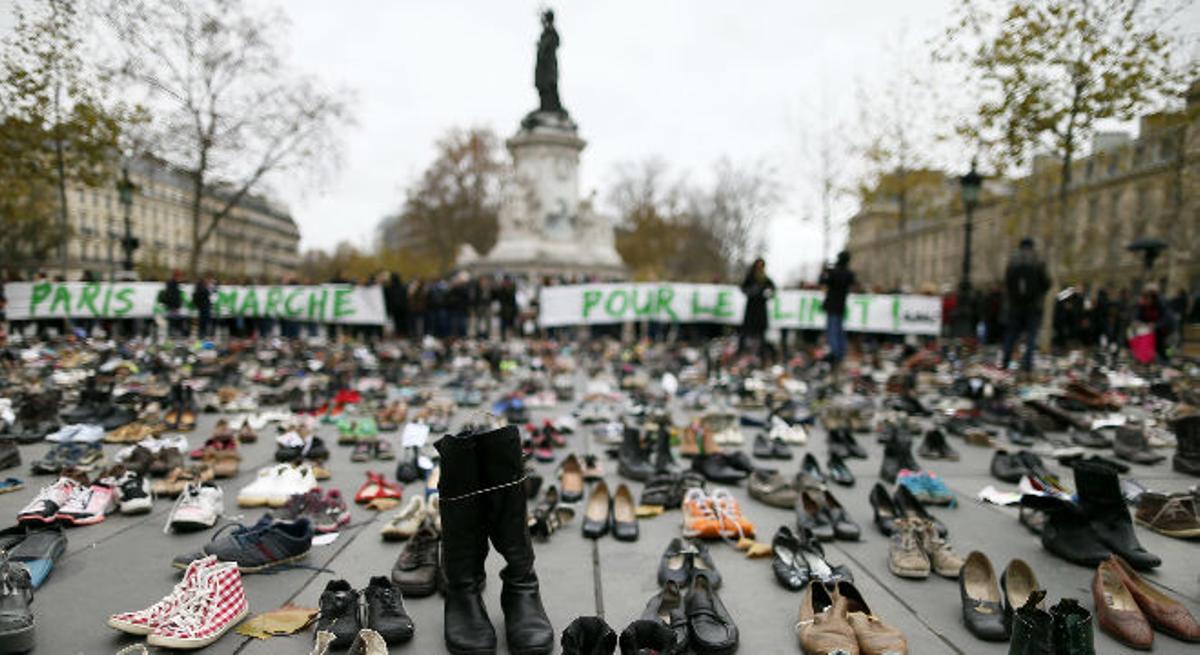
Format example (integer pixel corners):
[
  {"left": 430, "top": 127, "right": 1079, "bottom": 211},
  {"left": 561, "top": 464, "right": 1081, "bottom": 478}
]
[
  {"left": 915, "top": 519, "right": 963, "bottom": 578},
  {"left": 835, "top": 581, "right": 908, "bottom": 655},
  {"left": 797, "top": 582, "right": 859, "bottom": 655},
  {"left": 1107, "top": 554, "right": 1200, "bottom": 642},
  {"left": 1135, "top": 492, "right": 1200, "bottom": 538},
  {"left": 559, "top": 454, "right": 585, "bottom": 503},
  {"left": 1093, "top": 559, "right": 1153, "bottom": 650}
]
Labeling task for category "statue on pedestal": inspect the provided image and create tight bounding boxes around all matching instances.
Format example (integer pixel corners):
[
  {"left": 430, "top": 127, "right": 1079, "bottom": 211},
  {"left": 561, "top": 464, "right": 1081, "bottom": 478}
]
[{"left": 524, "top": 10, "right": 572, "bottom": 130}]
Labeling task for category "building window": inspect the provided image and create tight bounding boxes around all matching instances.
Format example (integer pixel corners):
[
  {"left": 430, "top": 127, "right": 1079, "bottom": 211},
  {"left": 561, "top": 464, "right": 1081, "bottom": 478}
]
[
  {"left": 1106, "top": 155, "right": 1118, "bottom": 176},
  {"left": 1160, "top": 137, "right": 1177, "bottom": 160},
  {"left": 1133, "top": 144, "right": 1145, "bottom": 166},
  {"left": 1085, "top": 161, "right": 1094, "bottom": 179}
]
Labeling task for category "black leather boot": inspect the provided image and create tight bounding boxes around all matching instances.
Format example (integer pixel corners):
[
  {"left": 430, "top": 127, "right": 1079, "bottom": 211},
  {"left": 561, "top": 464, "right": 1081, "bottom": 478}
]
[
  {"left": 1073, "top": 462, "right": 1160, "bottom": 570},
  {"left": 434, "top": 432, "right": 497, "bottom": 655},
  {"left": 652, "top": 425, "right": 679, "bottom": 474},
  {"left": 560, "top": 616, "right": 617, "bottom": 655},
  {"left": 1008, "top": 589, "right": 1053, "bottom": 655},
  {"left": 880, "top": 434, "right": 914, "bottom": 484},
  {"left": 1049, "top": 598, "right": 1095, "bottom": 655},
  {"left": 1172, "top": 415, "right": 1200, "bottom": 476},
  {"left": 1022, "top": 495, "right": 1111, "bottom": 567},
  {"left": 618, "top": 426, "right": 655, "bottom": 481},
  {"left": 476, "top": 426, "right": 554, "bottom": 655},
  {"left": 618, "top": 618, "right": 681, "bottom": 654}
]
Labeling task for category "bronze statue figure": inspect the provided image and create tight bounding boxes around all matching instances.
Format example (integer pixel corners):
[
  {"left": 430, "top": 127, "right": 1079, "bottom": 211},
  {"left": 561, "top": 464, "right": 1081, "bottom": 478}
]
[{"left": 534, "top": 9, "right": 566, "bottom": 116}]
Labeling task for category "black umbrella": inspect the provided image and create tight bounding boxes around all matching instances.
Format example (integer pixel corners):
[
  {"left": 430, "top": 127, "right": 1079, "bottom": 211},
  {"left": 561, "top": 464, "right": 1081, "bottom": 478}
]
[{"left": 1127, "top": 238, "right": 1167, "bottom": 269}]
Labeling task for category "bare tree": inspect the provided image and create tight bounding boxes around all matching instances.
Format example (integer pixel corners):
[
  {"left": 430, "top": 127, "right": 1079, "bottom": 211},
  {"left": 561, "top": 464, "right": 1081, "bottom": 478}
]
[
  {"left": 693, "top": 157, "right": 781, "bottom": 273},
  {"left": 379, "top": 127, "right": 506, "bottom": 273},
  {"left": 102, "top": 0, "right": 352, "bottom": 277}
]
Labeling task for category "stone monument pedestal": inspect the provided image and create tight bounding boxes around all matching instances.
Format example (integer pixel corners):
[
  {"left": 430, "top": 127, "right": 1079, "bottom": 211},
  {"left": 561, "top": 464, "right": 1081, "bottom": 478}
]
[{"left": 461, "top": 111, "right": 626, "bottom": 279}]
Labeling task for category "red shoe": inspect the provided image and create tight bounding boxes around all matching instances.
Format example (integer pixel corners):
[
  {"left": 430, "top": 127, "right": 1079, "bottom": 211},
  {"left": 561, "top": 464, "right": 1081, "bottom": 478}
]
[
  {"left": 354, "top": 471, "right": 403, "bottom": 504},
  {"left": 334, "top": 389, "right": 362, "bottom": 406},
  {"left": 189, "top": 436, "right": 236, "bottom": 460},
  {"left": 531, "top": 433, "right": 554, "bottom": 463}
]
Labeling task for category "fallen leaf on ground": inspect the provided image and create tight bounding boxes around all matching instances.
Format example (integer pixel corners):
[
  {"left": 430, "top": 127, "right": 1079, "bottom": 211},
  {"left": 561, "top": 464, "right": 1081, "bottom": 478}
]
[{"left": 234, "top": 604, "right": 318, "bottom": 640}]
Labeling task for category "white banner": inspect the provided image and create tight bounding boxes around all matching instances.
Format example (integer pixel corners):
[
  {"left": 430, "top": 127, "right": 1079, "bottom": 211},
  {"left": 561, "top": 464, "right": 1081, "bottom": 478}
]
[
  {"left": 539, "top": 283, "right": 942, "bottom": 335},
  {"left": 4, "top": 282, "right": 387, "bottom": 325}
]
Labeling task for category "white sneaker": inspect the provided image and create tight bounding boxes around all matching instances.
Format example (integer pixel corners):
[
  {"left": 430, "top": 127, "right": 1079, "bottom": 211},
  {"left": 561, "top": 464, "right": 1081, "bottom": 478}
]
[
  {"left": 237, "top": 465, "right": 288, "bottom": 508},
  {"left": 271, "top": 465, "right": 318, "bottom": 507},
  {"left": 167, "top": 482, "right": 224, "bottom": 532},
  {"left": 380, "top": 496, "right": 426, "bottom": 540}
]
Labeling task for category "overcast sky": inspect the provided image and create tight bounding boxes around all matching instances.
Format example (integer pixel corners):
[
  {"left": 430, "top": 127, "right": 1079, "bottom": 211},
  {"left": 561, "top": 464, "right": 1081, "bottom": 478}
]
[{"left": 3, "top": 0, "right": 1198, "bottom": 282}]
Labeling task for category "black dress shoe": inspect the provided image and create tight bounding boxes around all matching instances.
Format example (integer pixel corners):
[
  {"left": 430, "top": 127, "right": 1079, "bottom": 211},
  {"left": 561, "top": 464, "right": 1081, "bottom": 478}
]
[
  {"left": 685, "top": 575, "right": 738, "bottom": 654},
  {"left": 611, "top": 484, "right": 639, "bottom": 542},
  {"left": 814, "top": 489, "right": 860, "bottom": 541},
  {"left": 990, "top": 450, "right": 1026, "bottom": 484},
  {"left": 960, "top": 551, "right": 1009, "bottom": 641},
  {"left": 893, "top": 484, "right": 948, "bottom": 538},
  {"left": 657, "top": 538, "right": 691, "bottom": 587},
  {"left": 1070, "top": 428, "right": 1111, "bottom": 449},
  {"left": 796, "top": 492, "right": 835, "bottom": 541},
  {"left": 619, "top": 619, "right": 681, "bottom": 655},
  {"left": 826, "top": 453, "right": 854, "bottom": 487},
  {"left": 770, "top": 526, "right": 809, "bottom": 591},
  {"left": 561, "top": 615, "right": 617, "bottom": 655},
  {"left": 869, "top": 482, "right": 899, "bottom": 535},
  {"left": 751, "top": 435, "right": 774, "bottom": 459},
  {"left": 801, "top": 453, "right": 825, "bottom": 486},
  {"left": 689, "top": 540, "right": 722, "bottom": 588},
  {"left": 582, "top": 481, "right": 611, "bottom": 539},
  {"left": 769, "top": 438, "right": 793, "bottom": 460},
  {"left": 641, "top": 581, "right": 689, "bottom": 651},
  {"left": 692, "top": 455, "right": 747, "bottom": 484},
  {"left": 724, "top": 451, "right": 754, "bottom": 474}
]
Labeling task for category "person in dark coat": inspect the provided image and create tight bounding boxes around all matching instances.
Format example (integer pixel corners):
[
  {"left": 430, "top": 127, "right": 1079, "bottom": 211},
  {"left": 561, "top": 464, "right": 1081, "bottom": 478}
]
[
  {"left": 163, "top": 270, "right": 184, "bottom": 338},
  {"left": 819, "top": 251, "right": 856, "bottom": 365},
  {"left": 739, "top": 258, "right": 776, "bottom": 359},
  {"left": 1001, "top": 237, "right": 1050, "bottom": 372},
  {"left": 193, "top": 277, "right": 212, "bottom": 338},
  {"left": 384, "top": 272, "right": 408, "bottom": 338}
]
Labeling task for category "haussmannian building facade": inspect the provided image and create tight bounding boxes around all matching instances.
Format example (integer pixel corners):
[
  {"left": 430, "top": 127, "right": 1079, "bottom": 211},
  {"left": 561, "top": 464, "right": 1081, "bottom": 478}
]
[
  {"left": 847, "top": 83, "right": 1200, "bottom": 298},
  {"left": 62, "top": 156, "right": 300, "bottom": 281}
]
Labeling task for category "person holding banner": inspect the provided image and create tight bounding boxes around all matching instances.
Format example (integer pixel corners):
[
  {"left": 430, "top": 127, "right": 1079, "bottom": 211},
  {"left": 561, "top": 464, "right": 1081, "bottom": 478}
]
[
  {"left": 820, "top": 250, "right": 857, "bottom": 367},
  {"left": 739, "top": 258, "right": 776, "bottom": 361}
]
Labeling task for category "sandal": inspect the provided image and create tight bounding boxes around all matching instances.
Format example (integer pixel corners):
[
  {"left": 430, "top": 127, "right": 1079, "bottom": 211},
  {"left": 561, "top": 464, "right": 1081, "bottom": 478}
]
[{"left": 354, "top": 471, "right": 403, "bottom": 505}]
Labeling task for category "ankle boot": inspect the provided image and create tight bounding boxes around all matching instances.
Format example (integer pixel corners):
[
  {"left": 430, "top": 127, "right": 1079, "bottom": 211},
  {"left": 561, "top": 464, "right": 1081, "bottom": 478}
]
[
  {"left": 880, "top": 435, "right": 912, "bottom": 484},
  {"left": 476, "top": 426, "right": 554, "bottom": 655},
  {"left": 1008, "top": 590, "right": 1053, "bottom": 655},
  {"left": 1050, "top": 598, "right": 1095, "bottom": 655},
  {"left": 1073, "top": 462, "right": 1160, "bottom": 570},
  {"left": 652, "top": 426, "right": 679, "bottom": 474},
  {"left": 560, "top": 616, "right": 616, "bottom": 655},
  {"left": 1113, "top": 427, "right": 1165, "bottom": 465},
  {"left": 433, "top": 432, "right": 497, "bottom": 655},
  {"left": 1022, "top": 495, "right": 1112, "bottom": 567},
  {"left": 1172, "top": 415, "right": 1200, "bottom": 476},
  {"left": 618, "top": 426, "right": 655, "bottom": 482},
  {"left": 618, "top": 619, "right": 680, "bottom": 654}
]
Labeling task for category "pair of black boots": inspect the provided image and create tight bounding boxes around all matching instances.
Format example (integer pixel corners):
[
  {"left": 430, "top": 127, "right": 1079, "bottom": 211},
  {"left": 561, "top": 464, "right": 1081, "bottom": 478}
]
[
  {"left": 1008, "top": 590, "right": 1095, "bottom": 655},
  {"left": 436, "top": 425, "right": 554, "bottom": 655},
  {"left": 618, "top": 425, "right": 676, "bottom": 481},
  {"left": 1024, "top": 461, "right": 1160, "bottom": 570},
  {"left": 560, "top": 616, "right": 678, "bottom": 655}
]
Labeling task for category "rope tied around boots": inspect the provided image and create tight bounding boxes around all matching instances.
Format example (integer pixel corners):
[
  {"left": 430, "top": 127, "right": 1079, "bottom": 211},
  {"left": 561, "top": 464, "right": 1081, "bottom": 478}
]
[{"left": 439, "top": 475, "right": 526, "bottom": 503}]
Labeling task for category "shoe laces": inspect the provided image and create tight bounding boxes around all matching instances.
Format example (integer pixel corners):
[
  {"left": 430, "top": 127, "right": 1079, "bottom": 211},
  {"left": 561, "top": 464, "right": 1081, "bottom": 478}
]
[
  {"left": 709, "top": 489, "right": 747, "bottom": 541},
  {"left": 371, "top": 584, "right": 404, "bottom": 616},
  {"left": 61, "top": 483, "right": 93, "bottom": 512},
  {"left": 156, "top": 568, "right": 220, "bottom": 637}
]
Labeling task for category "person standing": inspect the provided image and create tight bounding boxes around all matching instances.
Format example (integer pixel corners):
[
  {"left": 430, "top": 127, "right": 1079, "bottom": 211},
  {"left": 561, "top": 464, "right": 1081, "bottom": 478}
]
[
  {"left": 1001, "top": 237, "right": 1050, "bottom": 373},
  {"left": 739, "top": 258, "right": 776, "bottom": 360},
  {"left": 163, "top": 270, "right": 183, "bottom": 338},
  {"left": 193, "top": 276, "right": 212, "bottom": 339},
  {"left": 384, "top": 272, "right": 408, "bottom": 338},
  {"left": 819, "top": 251, "right": 856, "bottom": 366}
]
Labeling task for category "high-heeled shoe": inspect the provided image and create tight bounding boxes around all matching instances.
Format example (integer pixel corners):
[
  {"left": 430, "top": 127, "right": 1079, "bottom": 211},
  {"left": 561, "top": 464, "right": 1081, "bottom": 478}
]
[{"left": 869, "top": 482, "right": 899, "bottom": 536}]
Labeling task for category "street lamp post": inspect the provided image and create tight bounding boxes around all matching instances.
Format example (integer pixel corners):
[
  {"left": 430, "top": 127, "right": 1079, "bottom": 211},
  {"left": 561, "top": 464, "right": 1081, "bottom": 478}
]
[
  {"left": 116, "top": 166, "right": 139, "bottom": 277},
  {"left": 957, "top": 160, "right": 983, "bottom": 339}
]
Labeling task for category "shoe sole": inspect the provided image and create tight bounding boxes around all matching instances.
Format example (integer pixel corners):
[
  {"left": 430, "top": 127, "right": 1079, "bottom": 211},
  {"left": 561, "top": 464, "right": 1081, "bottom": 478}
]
[
  {"left": 169, "top": 550, "right": 309, "bottom": 573},
  {"left": 888, "top": 560, "right": 930, "bottom": 579},
  {"left": 120, "top": 500, "right": 153, "bottom": 514},
  {"left": 145, "top": 604, "right": 248, "bottom": 648},
  {"left": 106, "top": 616, "right": 153, "bottom": 636},
  {"left": 0, "top": 622, "right": 36, "bottom": 652},
  {"left": 236, "top": 496, "right": 271, "bottom": 508},
  {"left": 1135, "top": 518, "right": 1200, "bottom": 538}
]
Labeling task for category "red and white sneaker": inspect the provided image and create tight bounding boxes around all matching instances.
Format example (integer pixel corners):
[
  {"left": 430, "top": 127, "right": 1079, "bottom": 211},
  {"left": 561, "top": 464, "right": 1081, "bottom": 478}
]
[
  {"left": 146, "top": 561, "right": 249, "bottom": 649},
  {"left": 56, "top": 479, "right": 118, "bottom": 526},
  {"left": 18, "top": 476, "right": 86, "bottom": 525},
  {"left": 107, "top": 556, "right": 220, "bottom": 636}
]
